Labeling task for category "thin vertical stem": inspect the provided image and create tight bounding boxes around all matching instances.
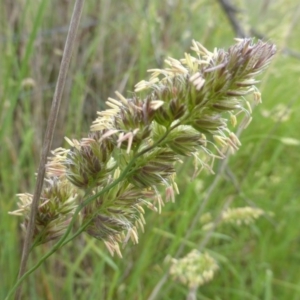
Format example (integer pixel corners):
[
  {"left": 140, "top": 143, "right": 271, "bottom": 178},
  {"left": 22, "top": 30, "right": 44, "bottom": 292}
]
[
  {"left": 217, "top": 0, "right": 247, "bottom": 38},
  {"left": 15, "top": 1, "right": 85, "bottom": 299}
]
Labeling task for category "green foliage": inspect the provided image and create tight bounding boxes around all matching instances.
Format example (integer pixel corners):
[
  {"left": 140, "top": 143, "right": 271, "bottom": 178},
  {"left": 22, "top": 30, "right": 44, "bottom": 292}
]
[{"left": 1, "top": 0, "right": 300, "bottom": 299}]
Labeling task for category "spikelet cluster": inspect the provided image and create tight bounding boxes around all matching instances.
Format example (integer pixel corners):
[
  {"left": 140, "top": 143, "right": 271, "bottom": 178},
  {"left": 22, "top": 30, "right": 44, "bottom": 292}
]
[
  {"left": 10, "top": 39, "right": 276, "bottom": 256},
  {"left": 169, "top": 250, "right": 219, "bottom": 288},
  {"left": 10, "top": 178, "right": 78, "bottom": 244},
  {"left": 201, "top": 206, "right": 266, "bottom": 231},
  {"left": 222, "top": 206, "right": 265, "bottom": 225}
]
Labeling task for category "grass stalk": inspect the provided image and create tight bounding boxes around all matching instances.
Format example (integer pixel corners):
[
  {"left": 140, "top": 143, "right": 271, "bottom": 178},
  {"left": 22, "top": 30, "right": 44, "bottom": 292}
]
[{"left": 14, "top": 1, "right": 85, "bottom": 299}]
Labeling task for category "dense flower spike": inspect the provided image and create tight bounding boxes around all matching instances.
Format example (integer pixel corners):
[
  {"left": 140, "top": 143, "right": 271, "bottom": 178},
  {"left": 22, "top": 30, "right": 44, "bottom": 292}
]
[{"left": 11, "top": 39, "right": 275, "bottom": 256}]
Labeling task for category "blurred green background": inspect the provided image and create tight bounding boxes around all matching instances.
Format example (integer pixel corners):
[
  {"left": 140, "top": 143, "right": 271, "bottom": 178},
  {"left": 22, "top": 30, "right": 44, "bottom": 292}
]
[{"left": 1, "top": 0, "right": 300, "bottom": 299}]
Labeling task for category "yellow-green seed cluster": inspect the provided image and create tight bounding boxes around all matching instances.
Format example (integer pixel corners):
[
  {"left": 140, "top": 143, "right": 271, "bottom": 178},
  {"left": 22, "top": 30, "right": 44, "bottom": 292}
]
[{"left": 169, "top": 250, "right": 219, "bottom": 288}]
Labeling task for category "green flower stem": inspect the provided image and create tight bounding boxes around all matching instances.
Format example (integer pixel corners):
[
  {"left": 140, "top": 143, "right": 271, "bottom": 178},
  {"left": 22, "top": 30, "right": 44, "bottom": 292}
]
[{"left": 6, "top": 126, "right": 173, "bottom": 300}]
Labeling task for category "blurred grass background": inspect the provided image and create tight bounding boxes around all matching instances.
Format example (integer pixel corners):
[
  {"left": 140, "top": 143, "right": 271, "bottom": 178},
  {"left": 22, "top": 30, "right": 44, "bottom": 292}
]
[{"left": 1, "top": 0, "right": 300, "bottom": 299}]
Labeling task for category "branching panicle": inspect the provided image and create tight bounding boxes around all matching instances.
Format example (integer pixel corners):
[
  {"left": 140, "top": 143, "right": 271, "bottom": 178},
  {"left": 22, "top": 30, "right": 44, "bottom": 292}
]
[{"left": 11, "top": 38, "right": 276, "bottom": 256}]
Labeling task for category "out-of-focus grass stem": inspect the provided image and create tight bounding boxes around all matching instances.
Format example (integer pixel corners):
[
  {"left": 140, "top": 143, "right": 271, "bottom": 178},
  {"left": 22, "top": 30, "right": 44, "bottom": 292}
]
[{"left": 14, "top": 1, "right": 85, "bottom": 299}]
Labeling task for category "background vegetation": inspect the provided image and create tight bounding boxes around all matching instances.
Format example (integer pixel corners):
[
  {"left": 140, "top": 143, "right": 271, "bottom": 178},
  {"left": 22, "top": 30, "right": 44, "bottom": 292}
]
[{"left": 1, "top": 0, "right": 300, "bottom": 299}]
